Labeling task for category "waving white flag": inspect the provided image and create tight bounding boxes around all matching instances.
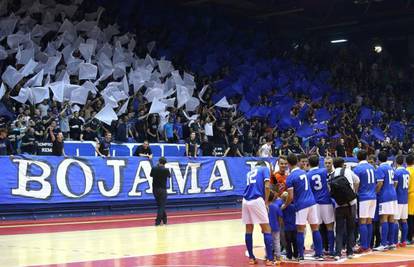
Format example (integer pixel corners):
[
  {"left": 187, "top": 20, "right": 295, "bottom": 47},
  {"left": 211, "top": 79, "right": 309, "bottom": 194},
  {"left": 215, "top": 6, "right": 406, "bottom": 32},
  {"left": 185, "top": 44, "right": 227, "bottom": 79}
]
[
  {"left": 215, "top": 96, "right": 233, "bottom": 108},
  {"left": 95, "top": 104, "right": 118, "bottom": 125}
]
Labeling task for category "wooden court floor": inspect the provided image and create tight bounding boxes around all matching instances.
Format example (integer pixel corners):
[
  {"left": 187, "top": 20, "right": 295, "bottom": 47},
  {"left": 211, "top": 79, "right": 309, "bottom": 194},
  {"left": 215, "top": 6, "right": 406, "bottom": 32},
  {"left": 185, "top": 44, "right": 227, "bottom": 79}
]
[{"left": 0, "top": 209, "right": 414, "bottom": 267}]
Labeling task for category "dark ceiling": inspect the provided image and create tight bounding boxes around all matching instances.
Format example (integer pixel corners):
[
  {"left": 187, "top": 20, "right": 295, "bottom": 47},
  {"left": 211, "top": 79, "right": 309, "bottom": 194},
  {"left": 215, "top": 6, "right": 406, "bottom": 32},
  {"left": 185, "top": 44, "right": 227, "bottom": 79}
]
[{"left": 174, "top": 0, "right": 414, "bottom": 40}]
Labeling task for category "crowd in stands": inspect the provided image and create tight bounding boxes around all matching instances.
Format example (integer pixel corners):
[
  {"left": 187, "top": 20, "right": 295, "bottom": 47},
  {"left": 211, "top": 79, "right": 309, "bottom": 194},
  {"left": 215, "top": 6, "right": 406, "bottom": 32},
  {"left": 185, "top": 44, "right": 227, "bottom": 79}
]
[{"left": 0, "top": 0, "right": 413, "bottom": 157}]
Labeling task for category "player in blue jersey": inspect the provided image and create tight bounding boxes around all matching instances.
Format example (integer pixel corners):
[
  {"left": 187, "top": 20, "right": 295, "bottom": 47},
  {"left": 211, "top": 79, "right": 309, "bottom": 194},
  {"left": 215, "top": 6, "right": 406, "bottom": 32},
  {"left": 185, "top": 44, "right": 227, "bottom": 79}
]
[
  {"left": 394, "top": 155, "right": 410, "bottom": 247},
  {"left": 282, "top": 154, "right": 324, "bottom": 262},
  {"left": 242, "top": 161, "right": 274, "bottom": 265},
  {"left": 307, "top": 155, "right": 335, "bottom": 255},
  {"left": 373, "top": 151, "right": 398, "bottom": 251},
  {"left": 353, "top": 149, "right": 377, "bottom": 253}
]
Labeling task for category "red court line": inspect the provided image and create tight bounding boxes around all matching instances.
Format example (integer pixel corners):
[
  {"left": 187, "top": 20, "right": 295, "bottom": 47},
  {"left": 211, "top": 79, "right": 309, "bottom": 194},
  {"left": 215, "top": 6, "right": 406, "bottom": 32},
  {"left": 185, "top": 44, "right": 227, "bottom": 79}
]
[
  {"left": 28, "top": 245, "right": 414, "bottom": 267},
  {"left": 0, "top": 209, "right": 241, "bottom": 235}
]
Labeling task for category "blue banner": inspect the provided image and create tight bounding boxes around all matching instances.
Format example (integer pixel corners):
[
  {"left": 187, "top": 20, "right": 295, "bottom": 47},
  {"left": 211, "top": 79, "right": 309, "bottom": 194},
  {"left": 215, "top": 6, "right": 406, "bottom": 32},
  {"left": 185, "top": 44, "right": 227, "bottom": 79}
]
[{"left": 0, "top": 156, "right": 364, "bottom": 205}]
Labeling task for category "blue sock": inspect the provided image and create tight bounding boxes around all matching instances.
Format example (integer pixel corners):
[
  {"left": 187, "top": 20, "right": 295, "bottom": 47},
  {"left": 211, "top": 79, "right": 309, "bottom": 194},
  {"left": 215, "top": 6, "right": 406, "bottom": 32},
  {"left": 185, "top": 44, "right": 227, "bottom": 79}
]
[
  {"left": 264, "top": 233, "right": 274, "bottom": 261},
  {"left": 367, "top": 223, "right": 373, "bottom": 248},
  {"left": 401, "top": 222, "right": 408, "bottom": 243},
  {"left": 359, "top": 224, "right": 368, "bottom": 249},
  {"left": 388, "top": 222, "right": 395, "bottom": 246},
  {"left": 381, "top": 222, "right": 389, "bottom": 247},
  {"left": 297, "top": 232, "right": 305, "bottom": 258},
  {"left": 245, "top": 233, "right": 254, "bottom": 259},
  {"left": 312, "top": 230, "right": 323, "bottom": 257},
  {"left": 328, "top": 230, "right": 335, "bottom": 254}
]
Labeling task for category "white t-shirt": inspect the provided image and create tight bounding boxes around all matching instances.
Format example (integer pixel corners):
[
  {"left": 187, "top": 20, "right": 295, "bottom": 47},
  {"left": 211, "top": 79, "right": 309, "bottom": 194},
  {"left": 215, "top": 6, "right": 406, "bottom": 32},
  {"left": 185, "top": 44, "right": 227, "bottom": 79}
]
[
  {"left": 204, "top": 122, "right": 213, "bottom": 136},
  {"left": 259, "top": 143, "right": 272, "bottom": 157}
]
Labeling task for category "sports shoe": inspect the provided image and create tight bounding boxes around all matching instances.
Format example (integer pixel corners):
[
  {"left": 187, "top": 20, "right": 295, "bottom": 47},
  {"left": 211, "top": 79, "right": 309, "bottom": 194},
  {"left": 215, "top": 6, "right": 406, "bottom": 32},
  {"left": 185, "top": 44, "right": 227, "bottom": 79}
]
[
  {"left": 347, "top": 254, "right": 354, "bottom": 259},
  {"left": 399, "top": 242, "right": 407, "bottom": 248},
  {"left": 297, "top": 256, "right": 305, "bottom": 263},
  {"left": 355, "top": 247, "right": 370, "bottom": 254},
  {"left": 248, "top": 258, "right": 257, "bottom": 265},
  {"left": 265, "top": 259, "right": 274, "bottom": 266},
  {"left": 388, "top": 244, "right": 396, "bottom": 250},
  {"left": 373, "top": 245, "right": 387, "bottom": 251},
  {"left": 313, "top": 255, "right": 324, "bottom": 261},
  {"left": 334, "top": 256, "right": 341, "bottom": 261}
]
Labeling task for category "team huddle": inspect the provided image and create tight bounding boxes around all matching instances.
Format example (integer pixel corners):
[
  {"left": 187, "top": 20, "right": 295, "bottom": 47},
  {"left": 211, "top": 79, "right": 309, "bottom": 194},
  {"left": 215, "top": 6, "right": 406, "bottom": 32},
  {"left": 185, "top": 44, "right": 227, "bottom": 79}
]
[{"left": 242, "top": 150, "right": 414, "bottom": 265}]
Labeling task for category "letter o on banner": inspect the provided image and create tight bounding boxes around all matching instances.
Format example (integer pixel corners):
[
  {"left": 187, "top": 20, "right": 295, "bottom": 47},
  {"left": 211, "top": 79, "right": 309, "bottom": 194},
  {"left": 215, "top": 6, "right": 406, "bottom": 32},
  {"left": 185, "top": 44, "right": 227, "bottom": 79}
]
[{"left": 56, "top": 159, "right": 94, "bottom": 198}]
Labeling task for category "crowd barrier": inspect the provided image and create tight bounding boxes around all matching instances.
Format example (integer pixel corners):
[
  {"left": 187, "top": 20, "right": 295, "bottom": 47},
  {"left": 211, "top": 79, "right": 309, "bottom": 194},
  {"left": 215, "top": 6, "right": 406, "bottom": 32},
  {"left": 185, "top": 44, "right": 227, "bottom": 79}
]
[
  {"left": 36, "top": 141, "right": 187, "bottom": 157},
  {"left": 0, "top": 156, "right": 363, "bottom": 207}
]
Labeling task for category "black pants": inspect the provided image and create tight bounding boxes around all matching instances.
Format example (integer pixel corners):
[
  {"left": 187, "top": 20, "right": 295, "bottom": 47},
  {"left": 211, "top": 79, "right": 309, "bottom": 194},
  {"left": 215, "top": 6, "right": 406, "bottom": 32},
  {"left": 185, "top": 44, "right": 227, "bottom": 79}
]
[
  {"left": 371, "top": 220, "right": 381, "bottom": 248},
  {"left": 285, "top": 230, "right": 298, "bottom": 259},
  {"left": 407, "top": 215, "right": 414, "bottom": 242},
  {"left": 320, "top": 223, "right": 329, "bottom": 251},
  {"left": 335, "top": 205, "right": 356, "bottom": 256},
  {"left": 153, "top": 188, "right": 167, "bottom": 225}
]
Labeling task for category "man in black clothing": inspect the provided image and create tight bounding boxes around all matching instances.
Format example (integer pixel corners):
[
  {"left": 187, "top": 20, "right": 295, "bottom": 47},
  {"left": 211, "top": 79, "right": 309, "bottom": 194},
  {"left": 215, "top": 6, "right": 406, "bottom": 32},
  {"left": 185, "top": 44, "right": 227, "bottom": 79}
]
[
  {"left": 200, "top": 136, "right": 214, "bottom": 156},
  {"left": 134, "top": 140, "right": 153, "bottom": 159},
  {"left": 50, "top": 128, "right": 66, "bottom": 156},
  {"left": 0, "top": 128, "right": 14, "bottom": 155},
  {"left": 21, "top": 127, "right": 36, "bottom": 154},
  {"left": 80, "top": 126, "right": 99, "bottom": 142},
  {"left": 69, "top": 111, "right": 83, "bottom": 140},
  {"left": 96, "top": 132, "right": 112, "bottom": 157},
  {"left": 185, "top": 132, "right": 198, "bottom": 157},
  {"left": 223, "top": 137, "right": 243, "bottom": 157},
  {"left": 150, "top": 157, "right": 171, "bottom": 226},
  {"left": 335, "top": 138, "right": 347, "bottom": 157}
]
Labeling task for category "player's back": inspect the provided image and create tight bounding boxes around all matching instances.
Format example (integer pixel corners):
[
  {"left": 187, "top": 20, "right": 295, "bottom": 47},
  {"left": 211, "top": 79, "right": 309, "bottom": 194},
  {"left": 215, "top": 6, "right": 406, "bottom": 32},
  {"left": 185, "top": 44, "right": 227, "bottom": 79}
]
[
  {"left": 376, "top": 163, "right": 397, "bottom": 203},
  {"left": 307, "top": 167, "right": 331, "bottom": 205},
  {"left": 243, "top": 166, "right": 270, "bottom": 201},
  {"left": 286, "top": 168, "right": 316, "bottom": 211},
  {"left": 395, "top": 167, "right": 410, "bottom": 204},
  {"left": 354, "top": 161, "right": 376, "bottom": 201}
]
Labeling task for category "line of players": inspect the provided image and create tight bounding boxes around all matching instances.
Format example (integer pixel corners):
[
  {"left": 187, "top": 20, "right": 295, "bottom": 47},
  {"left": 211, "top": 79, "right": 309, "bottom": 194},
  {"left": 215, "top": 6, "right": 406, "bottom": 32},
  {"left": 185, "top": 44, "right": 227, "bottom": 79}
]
[{"left": 242, "top": 150, "right": 413, "bottom": 265}]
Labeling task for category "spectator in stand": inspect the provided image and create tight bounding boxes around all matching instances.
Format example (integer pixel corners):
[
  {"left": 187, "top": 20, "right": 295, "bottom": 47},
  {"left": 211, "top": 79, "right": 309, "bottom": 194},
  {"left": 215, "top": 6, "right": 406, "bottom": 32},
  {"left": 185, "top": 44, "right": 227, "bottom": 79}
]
[
  {"left": 135, "top": 111, "right": 148, "bottom": 142},
  {"left": 200, "top": 136, "right": 214, "bottom": 156},
  {"left": 116, "top": 115, "right": 129, "bottom": 143},
  {"left": 80, "top": 126, "right": 99, "bottom": 142},
  {"left": 134, "top": 140, "right": 153, "bottom": 159},
  {"left": 147, "top": 115, "right": 159, "bottom": 143},
  {"left": 353, "top": 142, "right": 363, "bottom": 158},
  {"left": 335, "top": 138, "right": 348, "bottom": 157},
  {"left": 186, "top": 132, "right": 198, "bottom": 157},
  {"left": 243, "top": 130, "right": 256, "bottom": 157},
  {"left": 164, "top": 117, "right": 175, "bottom": 143},
  {"left": 21, "top": 127, "right": 36, "bottom": 154},
  {"left": 173, "top": 116, "right": 183, "bottom": 141},
  {"left": 204, "top": 111, "right": 216, "bottom": 139},
  {"left": 316, "top": 138, "right": 329, "bottom": 157},
  {"left": 224, "top": 137, "right": 243, "bottom": 157},
  {"left": 290, "top": 137, "right": 305, "bottom": 155},
  {"left": 69, "top": 111, "right": 83, "bottom": 141},
  {"left": 0, "top": 128, "right": 14, "bottom": 155},
  {"left": 50, "top": 129, "right": 66, "bottom": 157},
  {"left": 96, "top": 132, "right": 112, "bottom": 157},
  {"left": 258, "top": 138, "right": 273, "bottom": 157}
]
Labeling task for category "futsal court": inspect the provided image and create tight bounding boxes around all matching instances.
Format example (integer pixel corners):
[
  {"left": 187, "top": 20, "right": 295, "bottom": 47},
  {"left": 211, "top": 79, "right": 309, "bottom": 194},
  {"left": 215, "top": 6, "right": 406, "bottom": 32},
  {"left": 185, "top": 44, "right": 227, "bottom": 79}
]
[{"left": 1, "top": 208, "right": 414, "bottom": 267}]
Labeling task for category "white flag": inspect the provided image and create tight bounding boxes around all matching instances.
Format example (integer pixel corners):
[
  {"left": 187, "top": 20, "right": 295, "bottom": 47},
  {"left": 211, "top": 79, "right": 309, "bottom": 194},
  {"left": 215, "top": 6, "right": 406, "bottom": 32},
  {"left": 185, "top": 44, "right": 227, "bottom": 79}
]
[
  {"left": 186, "top": 97, "right": 200, "bottom": 112},
  {"left": 157, "top": 59, "right": 174, "bottom": 76},
  {"left": 2, "top": 66, "right": 24, "bottom": 89},
  {"left": 11, "top": 87, "right": 30, "bottom": 103},
  {"left": 24, "top": 69, "right": 44, "bottom": 87},
  {"left": 49, "top": 81, "right": 65, "bottom": 102},
  {"left": 30, "top": 87, "right": 49, "bottom": 104},
  {"left": 79, "top": 63, "right": 98, "bottom": 80},
  {"left": 70, "top": 86, "right": 90, "bottom": 105},
  {"left": 95, "top": 104, "right": 118, "bottom": 126},
  {"left": 117, "top": 98, "right": 130, "bottom": 116},
  {"left": 148, "top": 98, "right": 166, "bottom": 115},
  {"left": 215, "top": 96, "right": 233, "bottom": 108},
  {"left": 0, "top": 83, "right": 6, "bottom": 100},
  {"left": 177, "top": 85, "right": 191, "bottom": 108},
  {"left": 198, "top": 84, "right": 208, "bottom": 103},
  {"left": 20, "top": 59, "right": 38, "bottom": 77}
]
